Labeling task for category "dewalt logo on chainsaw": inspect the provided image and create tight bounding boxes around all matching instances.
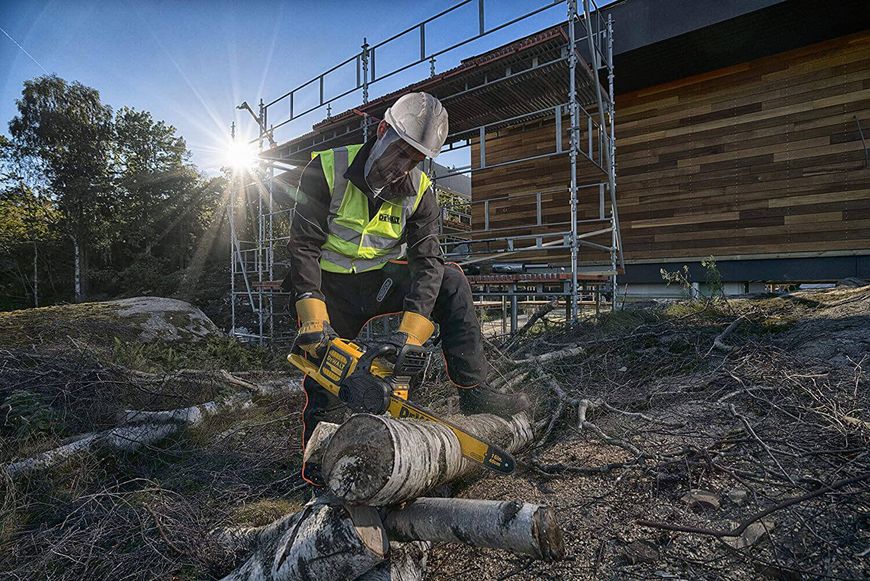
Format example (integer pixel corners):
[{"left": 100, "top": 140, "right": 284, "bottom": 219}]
[
  {"left": 319, "top": 346, "right": 353, "bottom": 384},
  {"left": 397, "top": 404, "right": 432, "bottom": 421}
]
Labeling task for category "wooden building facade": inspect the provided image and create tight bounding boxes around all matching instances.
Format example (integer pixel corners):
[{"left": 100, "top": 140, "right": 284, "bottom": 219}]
[{"left": 472, "top": 2, "right": 870, "bottom": 285}]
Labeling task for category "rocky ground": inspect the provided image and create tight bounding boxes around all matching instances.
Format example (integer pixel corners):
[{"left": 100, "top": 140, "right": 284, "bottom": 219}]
[{"left": 1, "top": 286, "right": 868, "bottom": 580}]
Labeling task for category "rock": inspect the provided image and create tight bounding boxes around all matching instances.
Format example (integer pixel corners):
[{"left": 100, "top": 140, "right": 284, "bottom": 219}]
[
  {"left": 113, "top": 297, "right": 219, "bottom": 341},
  {"left": 725, "top": 518, "right": 775, "bottom": 549},
  {"left": 622, "top": 540, "right": 659, "bottom": 565},
  {"left": 680, "top": 489, "right": 720, "bottom": 512},
  {"left": 727, "top": 487, "right": 748, "bottom": 506},
  {"left": 0, "top": 296, "right": 221, "bottom": 353}
]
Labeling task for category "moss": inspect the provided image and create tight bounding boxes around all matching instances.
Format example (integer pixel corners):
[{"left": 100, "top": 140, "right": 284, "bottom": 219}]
[
  {"left": 663, "top": 301, "right": 711, "bottom": 319},
  {"left": 0, "top": 301, "right": 150, "bottom": 351},
  {"left": 597, "top": 309, "right": 659, "bottom": 333},
  {"left": 229, "top": 498, "right": 304, "bottom": 527},
  {"left": 110, "top": 335, "right": 284, "bottom": 372}
]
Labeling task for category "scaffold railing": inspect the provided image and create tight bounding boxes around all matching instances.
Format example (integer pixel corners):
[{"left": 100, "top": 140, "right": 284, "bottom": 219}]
[{"left": 229, "top": 0, "right": 621, "bottom": 343}]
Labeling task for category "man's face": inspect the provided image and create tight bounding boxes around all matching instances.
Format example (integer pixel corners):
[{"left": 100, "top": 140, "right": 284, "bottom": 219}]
[{"left": 364, "top": 127, "right": 426, "bottom": 194}]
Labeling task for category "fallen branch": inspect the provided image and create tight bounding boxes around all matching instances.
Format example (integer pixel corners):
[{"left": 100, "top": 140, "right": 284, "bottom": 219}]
[
  {"left": 502, "top": 298, "right": 560, "bottom": 353},
  {"left": 3, "top": 394, "right": 252, "bottom": 479},
  {"left": 730, "top": 403, "right": 794, "bottom": 485},
  {"left": 510, "top": 344, "right": 585, "bottom": 366},
  {"left": 709, "top": 316, "right": 745, "bottom": 354}
]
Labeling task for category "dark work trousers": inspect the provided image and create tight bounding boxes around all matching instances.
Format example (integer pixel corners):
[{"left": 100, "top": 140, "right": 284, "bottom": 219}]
[{"left": 298, "top": 262, "right": 488, "bottom": 451}]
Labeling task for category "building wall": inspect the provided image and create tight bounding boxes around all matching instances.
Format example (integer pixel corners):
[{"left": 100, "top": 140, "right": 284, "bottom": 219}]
[{"left": 470, "top": 30, "right": 870, "bottom": 270}]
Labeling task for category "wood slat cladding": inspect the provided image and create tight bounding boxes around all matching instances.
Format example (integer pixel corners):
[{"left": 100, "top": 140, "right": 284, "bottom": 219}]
[{"left": 469, "top": 31, "right": 870, "bottom": 265}]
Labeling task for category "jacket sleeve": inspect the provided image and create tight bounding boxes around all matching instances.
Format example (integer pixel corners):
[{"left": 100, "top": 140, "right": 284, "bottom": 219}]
[
  {"left": 286, "top": 157, "right": 330, "bottom": 300},
  {"left": 404, "top": 186, "right": 445, "bottom": 317}
]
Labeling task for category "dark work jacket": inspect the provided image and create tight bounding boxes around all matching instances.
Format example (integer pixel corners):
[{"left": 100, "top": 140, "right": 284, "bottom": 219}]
[{"left": 285, "top": 137, "right": 445, "bottom": 317}]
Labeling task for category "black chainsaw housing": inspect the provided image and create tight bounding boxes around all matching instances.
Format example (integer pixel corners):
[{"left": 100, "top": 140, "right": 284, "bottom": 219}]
[{"left": 338, "top": 372, "right": 392, "bottom": 414}]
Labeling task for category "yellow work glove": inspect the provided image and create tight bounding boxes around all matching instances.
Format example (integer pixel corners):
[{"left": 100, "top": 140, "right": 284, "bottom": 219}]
[
  {"left": 395, "top": 311, "right": 435, "bottom": 346},
  {"left": 293, "top": 298, "right": 336, "bottom": 357}
]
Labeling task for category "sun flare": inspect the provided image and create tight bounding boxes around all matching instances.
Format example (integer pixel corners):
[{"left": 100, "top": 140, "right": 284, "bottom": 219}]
[{"left": 225, "top": 140, "right": 258, "bottom": 169}]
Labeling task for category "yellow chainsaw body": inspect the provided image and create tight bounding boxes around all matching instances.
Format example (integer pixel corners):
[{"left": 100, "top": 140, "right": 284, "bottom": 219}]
[{"left": 287, "top": 338, "right": 409, "bottom": 401}]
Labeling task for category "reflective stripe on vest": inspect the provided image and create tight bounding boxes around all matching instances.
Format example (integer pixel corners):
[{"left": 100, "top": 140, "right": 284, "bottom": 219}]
[{"left": 313, "top": 144, "right": 430, "bottom": 274}]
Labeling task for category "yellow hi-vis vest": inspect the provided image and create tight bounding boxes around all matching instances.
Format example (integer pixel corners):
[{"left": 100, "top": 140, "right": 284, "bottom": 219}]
[{"left": 314, "top": 144, "right": 430, "bottom": 274}]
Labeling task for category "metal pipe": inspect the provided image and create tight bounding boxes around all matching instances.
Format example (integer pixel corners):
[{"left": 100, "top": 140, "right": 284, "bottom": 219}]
[
  {"left": 479, "top": 0, "right": 485, "bottom": 34},
  {"left": 607, "top": 13, "right": 624, "bottom": 276},
  {"left": 510, "top": 286, "right": 518, "bottom": 334},
  {"left": 568, "top": 0, "right": 580, "bottom": 322},
  {"left": 257, "top": 101, "right": 265, "bottom": 344},
  {"left": 362, "top": 38, "right": 369, "bottom": 141},
  {"left": 229, "top": 123, "right": 236, "bottom": 337}
]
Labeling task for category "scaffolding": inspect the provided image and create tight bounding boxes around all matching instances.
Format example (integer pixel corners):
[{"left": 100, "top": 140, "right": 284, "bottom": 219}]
[{"left": 229, "top": 0, "right": 622, "bottom": 344}]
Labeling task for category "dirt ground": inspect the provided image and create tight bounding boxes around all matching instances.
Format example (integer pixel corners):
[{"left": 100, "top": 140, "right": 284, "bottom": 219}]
[{"left": 1, "top": 286, "right": 868, "bottom": 580}]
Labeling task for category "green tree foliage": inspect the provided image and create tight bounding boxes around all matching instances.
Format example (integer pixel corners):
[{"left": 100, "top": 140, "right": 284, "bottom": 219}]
[
  {"left": 102, "top": 107, "right": 223, "bottom": 296},
  {"left": 9, "top": 75, "right": 114, "bottom": 301},
  {"left": 1, "top": 76, "right": 228, "bottom": 310}
]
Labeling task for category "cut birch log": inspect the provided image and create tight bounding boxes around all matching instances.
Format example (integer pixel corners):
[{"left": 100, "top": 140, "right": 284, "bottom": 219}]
[
  {"left": 384, "top": 497, "right": 564, "bottom": 561},
  {"left": 3, "top": 394, "right": 252, "bottom": 479},
  {"left": 302, "top": 421, "right": 340, "bottom": 470},
  {"left": 222, "top": 501, "right": 387, "bottom": 581},
  {"left": 322, "top": 412, "right": 534, "bottom": 505}
]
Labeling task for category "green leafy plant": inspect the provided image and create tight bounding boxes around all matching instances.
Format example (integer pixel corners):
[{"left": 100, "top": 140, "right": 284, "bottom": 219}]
[
  {"left": 1, "top": 389, "right": 56, "bottom": 437},
  {"left": 660, "top": 264, "right": 693, "bottom": 298},
  {"left": 701, "top": 255, "right": 723, "bottom": 298}
]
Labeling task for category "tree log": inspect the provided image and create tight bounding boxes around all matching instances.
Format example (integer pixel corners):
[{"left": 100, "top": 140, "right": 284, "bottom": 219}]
[
  {"left": 384, "top": 497, "right": 564, "bottom": 561},
  {"left": 223, "top": 496, "right": 560, "bottom": 580},
  {"left": 3, "top": 394, "right": 252, "bottom": 478},
  {"left": 222, "top": 502, "right": 387, "bottom": 581},
  {"left": 322, "top": 412, "right": 533, "bottom": 505},
  {"left": 303, "top": 421, "right": 340, "bottom": 470}
]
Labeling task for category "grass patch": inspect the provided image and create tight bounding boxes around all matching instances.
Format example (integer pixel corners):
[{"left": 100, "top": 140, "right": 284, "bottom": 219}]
[
  {"left": 110, "top": 335, "right": 284, "bottom": 372},
  {"left": 0, "top": 302, "right": 148, "bottom": 350},
  {"left": 230, "top": 498, "right": 304, "bottom": 527}
]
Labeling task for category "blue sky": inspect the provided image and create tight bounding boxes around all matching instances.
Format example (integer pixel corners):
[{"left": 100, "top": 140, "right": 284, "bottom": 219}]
[{"left": 1, "top": 0, "right": 612, "bottom": 174}]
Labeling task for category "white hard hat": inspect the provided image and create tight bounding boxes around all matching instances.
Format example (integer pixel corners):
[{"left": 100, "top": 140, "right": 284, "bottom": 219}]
[{"left": 383, "top": 92, "right": 449, "bottom": 158}]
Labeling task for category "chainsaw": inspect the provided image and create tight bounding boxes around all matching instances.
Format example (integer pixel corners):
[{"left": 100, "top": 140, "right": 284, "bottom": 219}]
[{"left": 288, "top": 338, "right": 516, "bottom": 475}]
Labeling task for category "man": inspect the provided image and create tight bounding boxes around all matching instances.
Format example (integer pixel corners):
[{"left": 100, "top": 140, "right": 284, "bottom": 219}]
[{"left": 286, "top": 92, "right": 529, "bottom": 483}]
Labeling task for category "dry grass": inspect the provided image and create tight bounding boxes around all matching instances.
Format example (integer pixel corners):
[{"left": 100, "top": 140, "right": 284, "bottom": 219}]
[{"left": 1, "top": 287, "right": 868, "bottom": 579}]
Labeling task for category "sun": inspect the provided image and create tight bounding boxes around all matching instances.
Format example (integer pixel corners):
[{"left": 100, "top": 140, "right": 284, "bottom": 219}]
[{"left": 225, "top": 140, "right": 258, "bottom": 170}]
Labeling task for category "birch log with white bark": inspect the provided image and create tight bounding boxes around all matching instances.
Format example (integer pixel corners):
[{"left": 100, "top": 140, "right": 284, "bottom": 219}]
[
  {"left": 321, "top": 412, "right": 534, "bottom": 505},
  {"left": 221, "top": 502, "right": 387, "bottom": 581},
  {"left": 384, "top": 497, "right": 564, "bottom": 561},
  {"left": 302, "top": 421, "right": 339, "bottom": 470},
  {"left": 3, "top": 394, "right": 252, "bottom": 478}
]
